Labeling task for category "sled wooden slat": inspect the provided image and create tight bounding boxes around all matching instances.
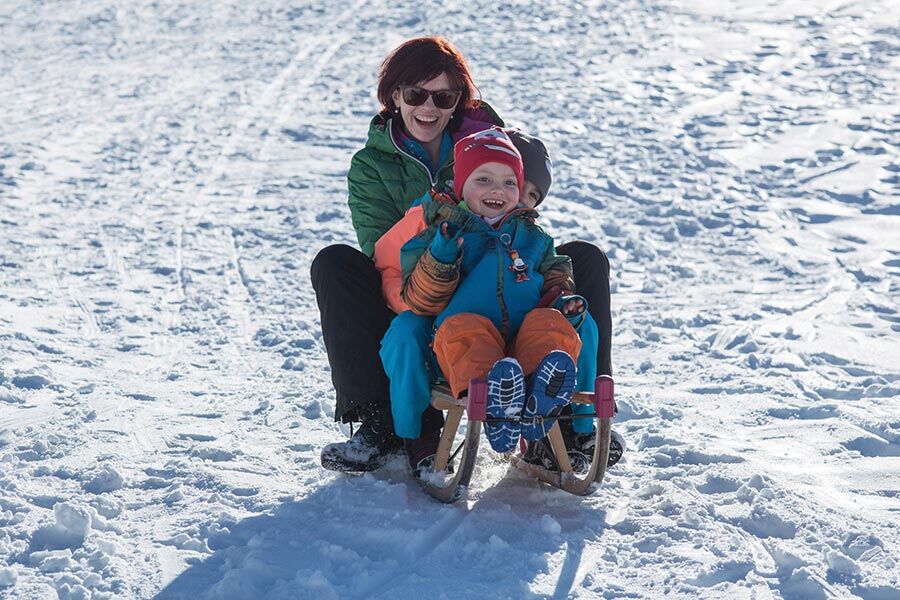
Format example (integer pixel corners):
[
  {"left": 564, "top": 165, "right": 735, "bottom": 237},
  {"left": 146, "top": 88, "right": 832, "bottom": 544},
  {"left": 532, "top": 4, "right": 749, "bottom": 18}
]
[
  {"left": 571, "top": 392, "right": 593, "bottom": 405},
  {"left": 416, "top": 418, "right": 481, "bottom": 503},
  {"left": 417, "top": 382, "right": 483, "bottom": 503},
  {"left": 430, "top": 385, "right": 463, "bottom": 411},
  {"left": 433, "top": 407, "right": 462, "bottom": 472},
  {"left": 546, "top": 422, "right": 573, "bottom": 473}
]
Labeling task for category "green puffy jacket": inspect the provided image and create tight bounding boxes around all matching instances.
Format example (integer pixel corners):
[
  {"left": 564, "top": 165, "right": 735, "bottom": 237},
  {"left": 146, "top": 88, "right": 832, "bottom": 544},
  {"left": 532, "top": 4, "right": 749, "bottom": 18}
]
[{"left": 347, "top": 103, "right": 503, "bottom": 257}]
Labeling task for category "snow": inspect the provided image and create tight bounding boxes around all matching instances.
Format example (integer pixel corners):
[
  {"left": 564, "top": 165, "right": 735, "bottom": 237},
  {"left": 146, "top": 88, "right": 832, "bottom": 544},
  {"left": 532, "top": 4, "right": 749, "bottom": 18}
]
[{"left": 1, "top": 0, "right": 898, "bottom": 597}]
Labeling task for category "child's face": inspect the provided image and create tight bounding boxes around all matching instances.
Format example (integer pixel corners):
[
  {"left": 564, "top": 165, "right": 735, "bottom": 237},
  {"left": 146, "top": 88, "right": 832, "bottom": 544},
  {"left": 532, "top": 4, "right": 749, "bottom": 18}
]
[
  {"left": 461, "top": 162, "right": 520, "bottom": 219},
  {"left": 521, "top": 181, "right": 541, "bottom": 208}
]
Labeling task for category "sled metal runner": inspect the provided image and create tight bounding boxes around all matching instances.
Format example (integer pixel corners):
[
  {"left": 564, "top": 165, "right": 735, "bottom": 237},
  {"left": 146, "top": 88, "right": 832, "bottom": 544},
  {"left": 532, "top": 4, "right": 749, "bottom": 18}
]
[{"left": 418, "top": 375, "right": 615, "bottom": 503}]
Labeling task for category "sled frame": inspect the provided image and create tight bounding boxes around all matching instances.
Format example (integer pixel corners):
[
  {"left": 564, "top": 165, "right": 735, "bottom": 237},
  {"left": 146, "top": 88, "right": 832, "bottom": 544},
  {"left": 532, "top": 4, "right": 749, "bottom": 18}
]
[
  {"left": 420, "top": 376, "right": 614, "bottom": 503},
  {"left": 415, "top": 380, "right": 485, "bottom": 503}
]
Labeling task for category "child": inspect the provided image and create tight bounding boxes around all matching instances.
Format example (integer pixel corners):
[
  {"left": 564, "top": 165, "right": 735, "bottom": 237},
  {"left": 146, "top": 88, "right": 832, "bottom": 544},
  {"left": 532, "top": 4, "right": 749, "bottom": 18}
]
[{"left": 376, "top": 128, "right": 598, "bottom": 475}]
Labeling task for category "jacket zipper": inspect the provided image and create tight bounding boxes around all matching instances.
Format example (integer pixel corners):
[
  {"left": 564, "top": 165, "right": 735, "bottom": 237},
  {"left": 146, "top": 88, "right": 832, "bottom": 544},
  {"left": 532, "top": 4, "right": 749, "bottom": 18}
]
[
  {"left": 491, "top": 213, "right": 536, "bottom": 339},
  {"left": 388, "top": 118, "right": 453, "bottom": 188},
  {"left": 495, "top": 236, "right": 509, "bottom": 339}
]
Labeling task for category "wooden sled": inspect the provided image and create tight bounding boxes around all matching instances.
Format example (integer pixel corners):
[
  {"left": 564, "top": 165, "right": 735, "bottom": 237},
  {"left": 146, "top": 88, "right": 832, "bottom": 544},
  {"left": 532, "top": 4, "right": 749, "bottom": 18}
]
[{"left": 417, "top": 375, "right": 615, "bottom": 503}]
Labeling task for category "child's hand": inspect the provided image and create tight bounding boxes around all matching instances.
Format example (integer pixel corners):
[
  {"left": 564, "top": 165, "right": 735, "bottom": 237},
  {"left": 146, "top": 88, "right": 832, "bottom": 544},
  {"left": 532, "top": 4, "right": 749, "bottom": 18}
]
[
  {"left": 552, "top": 294, "right": 588, "bottom": 328},
  {"left": 430, "top": 221, "right": 463, "bottom": 263},
  {"left": 440, "top": 221, "right": 462, "bottom": 240}
]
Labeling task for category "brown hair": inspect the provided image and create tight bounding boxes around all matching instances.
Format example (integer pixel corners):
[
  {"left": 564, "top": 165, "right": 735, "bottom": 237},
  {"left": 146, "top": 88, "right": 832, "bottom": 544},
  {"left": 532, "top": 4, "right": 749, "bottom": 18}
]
[{"left": 376, "top": 36, "right": 479, "bottom": 131}]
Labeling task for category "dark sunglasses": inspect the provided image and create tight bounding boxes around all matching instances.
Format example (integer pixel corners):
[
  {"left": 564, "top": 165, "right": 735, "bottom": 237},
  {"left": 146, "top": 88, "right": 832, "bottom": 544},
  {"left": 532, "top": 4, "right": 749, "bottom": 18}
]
[{"left": 399, "top": 85, "right": 461, "bottom": 109}]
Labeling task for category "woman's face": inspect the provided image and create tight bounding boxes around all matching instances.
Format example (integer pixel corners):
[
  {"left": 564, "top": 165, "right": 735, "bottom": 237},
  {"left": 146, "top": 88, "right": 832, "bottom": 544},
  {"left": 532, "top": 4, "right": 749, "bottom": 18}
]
[{"left": 392, "top": 72, "right": 458, "bottom": 146}]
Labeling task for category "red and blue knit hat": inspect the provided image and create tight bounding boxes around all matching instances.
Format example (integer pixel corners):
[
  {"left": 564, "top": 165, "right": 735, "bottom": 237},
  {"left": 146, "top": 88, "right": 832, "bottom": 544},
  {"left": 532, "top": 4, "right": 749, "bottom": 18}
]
[{"left": 453, "top": 127, "right": 524, "bottom": 201}]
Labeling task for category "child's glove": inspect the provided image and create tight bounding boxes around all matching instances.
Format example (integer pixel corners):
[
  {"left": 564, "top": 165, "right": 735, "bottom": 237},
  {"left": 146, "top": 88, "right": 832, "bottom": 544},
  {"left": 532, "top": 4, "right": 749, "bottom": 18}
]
[
  {"left": 430, "top": 221, "right": 463, "bottom": 264},
  {"left": 553, "top": 294, "right": 587, "bottom": 328}
]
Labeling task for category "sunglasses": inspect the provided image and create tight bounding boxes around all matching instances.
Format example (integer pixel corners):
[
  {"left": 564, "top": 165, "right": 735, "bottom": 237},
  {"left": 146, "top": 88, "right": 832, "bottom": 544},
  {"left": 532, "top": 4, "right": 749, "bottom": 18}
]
[{"left": 399, "top": 85, "right": 461, "bottom": 109}]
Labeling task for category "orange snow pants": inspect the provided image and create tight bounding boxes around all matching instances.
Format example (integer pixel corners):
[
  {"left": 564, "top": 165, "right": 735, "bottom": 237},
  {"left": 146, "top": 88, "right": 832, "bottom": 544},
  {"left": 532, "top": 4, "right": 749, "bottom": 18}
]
[{"left": 433, "top": 308, "right": 582, "bottom": 398}]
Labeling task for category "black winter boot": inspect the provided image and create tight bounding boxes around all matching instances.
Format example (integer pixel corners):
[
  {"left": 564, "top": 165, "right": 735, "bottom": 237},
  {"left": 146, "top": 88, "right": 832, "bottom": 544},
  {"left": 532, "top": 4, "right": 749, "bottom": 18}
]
[
  {"left": 320, "top": 404, "right": 402, "bottom": 472},
  {"left": 522, "top": 423, "right": 625, "bottom": 472},
  {"left": 567, "top": 430, "right": 625, "bottom": 469},
  {"left": 558, "top": 406, "right": 625, "bottom": 469}
]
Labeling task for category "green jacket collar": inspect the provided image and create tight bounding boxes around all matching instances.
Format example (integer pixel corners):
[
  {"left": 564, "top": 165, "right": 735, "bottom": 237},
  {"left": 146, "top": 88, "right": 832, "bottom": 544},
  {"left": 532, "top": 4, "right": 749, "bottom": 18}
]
[{"left": 363, "top": 101, "right": 504, "bottom": 155}]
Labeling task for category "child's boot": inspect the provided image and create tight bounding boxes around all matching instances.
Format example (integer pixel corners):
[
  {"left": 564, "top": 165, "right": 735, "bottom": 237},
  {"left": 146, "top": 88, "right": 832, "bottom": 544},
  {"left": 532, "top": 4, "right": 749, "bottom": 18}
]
[
  {"left": 484, "top": 357, "right": 526, "bottom": 452},
  {"left": 521, "top": 350, "right": 576, "bottom": 441}
]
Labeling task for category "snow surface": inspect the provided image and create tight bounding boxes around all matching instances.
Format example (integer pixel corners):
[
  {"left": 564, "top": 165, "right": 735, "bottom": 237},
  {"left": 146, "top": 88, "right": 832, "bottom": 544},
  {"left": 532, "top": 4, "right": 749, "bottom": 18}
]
[{"left": 1, "top": 0, "right": 899, "bottom": 598}]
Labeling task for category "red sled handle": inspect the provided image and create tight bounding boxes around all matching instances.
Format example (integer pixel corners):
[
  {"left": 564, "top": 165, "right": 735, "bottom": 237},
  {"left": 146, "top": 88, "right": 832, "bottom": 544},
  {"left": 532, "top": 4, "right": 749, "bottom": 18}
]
[
  {"left": 594, "top": 375, "right": 615, "bottom": 419},
  {"left": 466, "top": 379, "right": 487, "bottom": 421}
]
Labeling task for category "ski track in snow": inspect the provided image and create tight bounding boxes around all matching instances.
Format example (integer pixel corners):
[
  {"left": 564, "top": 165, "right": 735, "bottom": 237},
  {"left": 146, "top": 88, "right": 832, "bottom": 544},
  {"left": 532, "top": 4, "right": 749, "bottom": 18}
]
[{"left": 1, "top": 0, "right": 898, "bottom": 598}]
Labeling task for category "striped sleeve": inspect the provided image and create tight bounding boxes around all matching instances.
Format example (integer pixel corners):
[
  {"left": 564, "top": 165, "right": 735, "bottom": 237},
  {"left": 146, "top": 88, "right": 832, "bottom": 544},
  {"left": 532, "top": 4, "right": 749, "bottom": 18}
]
[{"left": 401, "top": 249, "right": 461, "bottom": 316}]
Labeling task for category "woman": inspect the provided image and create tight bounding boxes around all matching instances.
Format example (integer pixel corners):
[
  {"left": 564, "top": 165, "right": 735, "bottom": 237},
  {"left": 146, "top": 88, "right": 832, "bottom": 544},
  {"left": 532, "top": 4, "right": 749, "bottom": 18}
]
[{"left": 312, "top": 36, "right": 614, "bottom": 472}]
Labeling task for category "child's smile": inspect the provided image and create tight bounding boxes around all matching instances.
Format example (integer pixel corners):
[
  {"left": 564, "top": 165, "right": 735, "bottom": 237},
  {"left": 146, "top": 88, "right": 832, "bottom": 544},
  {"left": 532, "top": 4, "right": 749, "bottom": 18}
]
[{"left": 461, "top": 162, "right": 521, "bottom": 219}]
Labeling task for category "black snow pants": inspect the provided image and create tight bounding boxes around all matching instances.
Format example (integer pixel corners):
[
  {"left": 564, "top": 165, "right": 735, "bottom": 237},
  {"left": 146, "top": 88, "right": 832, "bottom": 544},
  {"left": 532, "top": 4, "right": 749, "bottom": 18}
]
[{"left": 310, "top": 241, "right": 613, "bottom": 425}]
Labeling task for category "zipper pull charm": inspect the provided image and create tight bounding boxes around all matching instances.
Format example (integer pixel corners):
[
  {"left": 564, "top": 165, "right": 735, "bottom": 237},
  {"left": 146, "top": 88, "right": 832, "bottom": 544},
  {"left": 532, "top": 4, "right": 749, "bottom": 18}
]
[
  {"left": 510, "top": 251, "right": 530, "bottom": 282},
  {"left": 501, "top": 233, "right": 529, "bottom": 282}
]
